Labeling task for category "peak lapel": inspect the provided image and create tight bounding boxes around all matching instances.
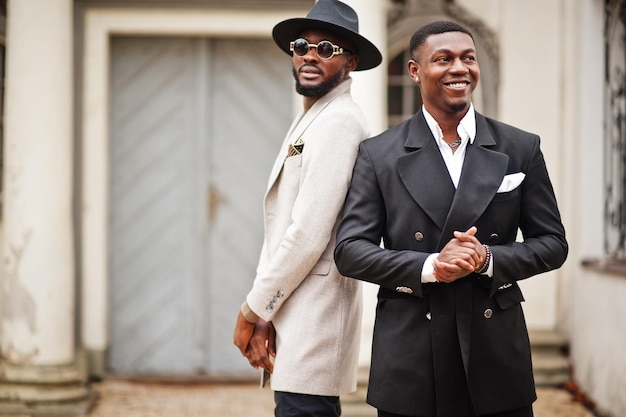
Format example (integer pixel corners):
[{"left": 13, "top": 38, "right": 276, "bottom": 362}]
[
  {"left": 397, "top": 113, "right": 456, "bottom": 230},
  {"left": 437, "top": 117, "right": 509, "bottom": 247}
]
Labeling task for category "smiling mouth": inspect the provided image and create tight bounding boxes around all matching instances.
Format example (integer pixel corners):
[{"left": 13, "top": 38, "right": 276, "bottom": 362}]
[{"left": 445, "top": 81, "right": 470, "bottom": 88}]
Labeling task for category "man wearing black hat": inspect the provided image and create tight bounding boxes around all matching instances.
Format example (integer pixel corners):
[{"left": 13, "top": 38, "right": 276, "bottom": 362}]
[{"left": 233, "top": 1, "right": 381, "bottom": 416}]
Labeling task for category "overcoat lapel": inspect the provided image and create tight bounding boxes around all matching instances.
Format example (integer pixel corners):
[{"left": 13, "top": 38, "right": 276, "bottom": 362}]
[
  {"left": 437, "top": 118, "right": 509, "bottom": 248},
  {"left": 397, "top": 113, "right": 456, "bottom": 231},
  {"left": 265, "top": 79, "right": 353, "bottom": 192},
  {"left": 266, "top": 114, "right": 301, "bottom": 189}
]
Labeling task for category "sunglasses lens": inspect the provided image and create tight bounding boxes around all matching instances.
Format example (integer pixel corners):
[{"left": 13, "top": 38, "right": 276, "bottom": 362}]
[
  {"left": 317, "top": 41, "right": 334, "bottom": 59},
  {"left": 293, "top": 39, "right": 309, "bottom": 56}
]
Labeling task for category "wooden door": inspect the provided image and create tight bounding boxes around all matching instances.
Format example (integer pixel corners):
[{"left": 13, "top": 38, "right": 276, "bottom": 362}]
[{"left": 109, "top": 36, "right": 291, "bottom": 375}]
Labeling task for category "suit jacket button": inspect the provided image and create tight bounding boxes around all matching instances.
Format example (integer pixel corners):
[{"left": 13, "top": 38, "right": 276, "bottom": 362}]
[
  {"left": 489, "top": 233, "right": 499, "bottom": 242},
  {"left": 426, "top": 312, "right": 431, "bottom": 321},
  {"left": 414, "top": 232, "right": 424, "bottom": 241},
  {"left": 484, "top": 308, "right": 493, "bottom": 319}
]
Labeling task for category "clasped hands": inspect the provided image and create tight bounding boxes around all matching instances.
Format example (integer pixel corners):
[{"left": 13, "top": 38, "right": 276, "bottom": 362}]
[
  {"left": 233, "top": 312, "right": 276, "bottom": 373},
  {"left": 433, "top": 226, "right": 487, "bottom": 283},
  {"left": 231, "top": 227, "right": 486, "bottom": 370}
]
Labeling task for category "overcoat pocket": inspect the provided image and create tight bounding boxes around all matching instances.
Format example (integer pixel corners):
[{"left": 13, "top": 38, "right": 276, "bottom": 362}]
[
  {"left": 494, "top": 284, "right": 525, "bottom": 310},
  {"left": 310, "top": 257, "right": 332, "bottom": 275}
]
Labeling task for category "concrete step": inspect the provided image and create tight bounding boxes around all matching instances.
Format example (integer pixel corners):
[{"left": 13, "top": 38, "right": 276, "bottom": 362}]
[
  {"left": 529, "top": 329, "right": 568, "bottom": 349},
  {"left": 530, "top": 330, "right": 570, "bottom": 387}
]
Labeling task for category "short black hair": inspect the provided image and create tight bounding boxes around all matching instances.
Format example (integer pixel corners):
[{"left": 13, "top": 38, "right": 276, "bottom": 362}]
[{"left": 409, "top": 21, "right": 474, "bottom": 59}]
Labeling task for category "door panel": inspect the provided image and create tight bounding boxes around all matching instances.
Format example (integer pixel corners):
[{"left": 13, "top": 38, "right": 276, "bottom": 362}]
[
  {"left": 109, "top": 36, "right": 291, "bottom": 374},
  {"left": 206, "top": 38, "right": 293, "bottom": 372}
]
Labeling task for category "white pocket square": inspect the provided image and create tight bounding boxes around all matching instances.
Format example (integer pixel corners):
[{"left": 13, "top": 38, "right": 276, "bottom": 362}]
[{"left": 497, "top": 172, "right": 525, "bottom": 193}]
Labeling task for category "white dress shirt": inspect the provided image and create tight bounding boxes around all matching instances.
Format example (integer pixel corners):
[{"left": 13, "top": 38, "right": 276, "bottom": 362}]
[{"left": 420, "top": 104, "right": 493, "bottom": 282}]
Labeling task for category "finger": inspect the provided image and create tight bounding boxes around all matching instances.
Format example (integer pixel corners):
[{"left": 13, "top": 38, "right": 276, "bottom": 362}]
[
  {"left": 249, "top": 339, "right": 274, "bottom": 373},
  {"left": 259, "top": 349, "right": 274, "bottom": 373},
  {"left": 434, "top": 270, "right": 454, "bottom": 283},
  {"left": 268, "top": 325, "right": 277, "bottom": 357},
  {"left": 233, "top": 313, "right": 255, "bottom": 355},
  {"left": 250, "top": 343, "right": 267, "bottom": 370},
  {"left": 440, "top": 246, "right": 474, "bottom": 266},
  {"left": 453, "top": 241, "right": 482, "bottom": 267},
  {"left": 433, "top": 258, "right": 457, "bottom": 274},
  {"left": 433, "top": 263, "right": 461, "bottom": 280},
  {"left": 450, "top": 241, "right": 483, "bottom": 265},
  {"left": 436, "top": 259, "right": 475, "bottom": 280},
  {"left": 435, "top": 267, "right": 470, "bottom": 283},
  {"left": 248, "top": 340, "right": 265, "bottom": 367},
  {"left": 434, "top": 259, "right": 462, "bottom": 270},
  {"left": 244, "top": 346, "right": 259, "bottom": 370},
  {"left": 234, "top": 333, "right": 251, "bottom": 356},
  {"left": 454, "top": 226, "right": 478, "bottom": 242},
  {"left": 471, "top": 249, "right": 483, "bottom": 267},
  {"left": 448, "top": 258, "right": 476, "bottom": 271},
  {"left": 457, "top": 248, "right": 481, "bottom": 268},
  {"left": 453, "top": 233, "right": 478, "bottom": 246}
]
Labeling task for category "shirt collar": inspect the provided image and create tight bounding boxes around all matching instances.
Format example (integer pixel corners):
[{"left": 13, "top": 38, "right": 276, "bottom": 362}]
[{"left": 422, "top": 104, "right": 476, "bottom": 146}]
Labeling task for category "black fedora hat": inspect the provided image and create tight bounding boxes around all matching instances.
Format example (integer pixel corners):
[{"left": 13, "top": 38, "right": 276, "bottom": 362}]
[{"left": 272, "top": 0, "right": 382, "bottom": 71}]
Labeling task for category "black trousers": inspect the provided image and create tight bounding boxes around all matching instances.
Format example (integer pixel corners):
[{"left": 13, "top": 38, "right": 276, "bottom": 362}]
[
  {"left": 274, "top": 391, "right": 341, "bottom": 417},
  {"left": 378, "top": 404, "right": 534, "bottom": 417}
]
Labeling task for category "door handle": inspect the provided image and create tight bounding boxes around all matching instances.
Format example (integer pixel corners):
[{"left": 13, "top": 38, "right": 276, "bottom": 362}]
[{"left": 208, "top": 183, "right": 227, "bottom": 222}]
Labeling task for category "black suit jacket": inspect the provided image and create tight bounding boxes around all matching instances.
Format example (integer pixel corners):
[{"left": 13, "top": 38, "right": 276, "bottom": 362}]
[{"left": 334, "top": 110, "right": 568, "bottom": 416}]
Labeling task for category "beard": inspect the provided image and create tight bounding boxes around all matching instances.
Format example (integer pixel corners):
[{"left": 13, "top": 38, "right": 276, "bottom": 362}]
[
  {"left": 292, "top": 66, "right": 346, "bottom": 97},
  {"left": 448, "top": 100, "right": 470, "bottom": 113}
]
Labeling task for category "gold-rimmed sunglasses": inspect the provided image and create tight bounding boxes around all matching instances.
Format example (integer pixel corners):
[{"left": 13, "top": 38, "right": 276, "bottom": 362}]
[{"left": 289, "top": 38, "right": 353, "bottom": 60}]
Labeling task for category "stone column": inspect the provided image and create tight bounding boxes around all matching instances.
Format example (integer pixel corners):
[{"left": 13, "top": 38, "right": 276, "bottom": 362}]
[
  {"left": 0, "top": 0, "right": 92, "bottom": 413},
  {"left": 343, "top": 0, "right": 388, "bottom": 135}
]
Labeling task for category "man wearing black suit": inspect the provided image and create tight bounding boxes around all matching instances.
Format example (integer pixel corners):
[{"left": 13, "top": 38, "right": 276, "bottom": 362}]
[{"left": 334, "top": 21, "right": 568, "bottom": 417}]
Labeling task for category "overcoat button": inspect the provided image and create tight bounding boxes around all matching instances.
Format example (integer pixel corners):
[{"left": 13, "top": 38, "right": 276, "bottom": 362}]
[
  {"left": 489, "top": 233, "right": 499, "bottom": 242},
  {"left": 484, "top": 309, "right": 493, "bottom": 319},
  {"left": 414, "top": 232, "right": 424, "bottom": 241},
  {"left": 426, "top": 312, "right": 431, "bottom": 321}
]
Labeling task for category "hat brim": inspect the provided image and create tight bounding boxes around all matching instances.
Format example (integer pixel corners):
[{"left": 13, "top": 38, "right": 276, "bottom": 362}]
[{"left": 272, "top": 18, "right": 382, "bottom": 71}]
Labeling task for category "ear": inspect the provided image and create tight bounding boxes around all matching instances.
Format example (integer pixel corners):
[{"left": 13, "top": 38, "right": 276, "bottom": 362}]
[
  {"left": 407, "top": 59, "right": 419, "bottom": 81},
  {"left": 345, "top": 54, "right": 358, "bottom": 72}
]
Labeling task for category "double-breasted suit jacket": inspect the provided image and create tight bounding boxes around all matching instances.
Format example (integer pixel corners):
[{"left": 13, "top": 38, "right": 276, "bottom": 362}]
[
  {"left": 334, "top": 109, "right": 568, "bottom": 416},
  {"left": 245, "top": 79, "right": 368, "bottom": 396}
]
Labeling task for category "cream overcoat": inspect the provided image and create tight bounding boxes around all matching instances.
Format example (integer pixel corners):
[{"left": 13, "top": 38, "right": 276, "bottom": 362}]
[{"left": 246, "top": 78, "right": 367, "bottom": 396}]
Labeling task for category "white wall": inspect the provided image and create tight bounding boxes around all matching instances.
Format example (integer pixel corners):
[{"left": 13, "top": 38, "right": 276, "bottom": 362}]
[{"left": 562, "top": 1, "right": 626, "bottom": 416}]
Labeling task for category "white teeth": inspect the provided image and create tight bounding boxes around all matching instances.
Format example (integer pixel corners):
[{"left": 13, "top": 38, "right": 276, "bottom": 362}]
[{"left": 448, "top": 82, "right": 467, "bottom": 88}]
